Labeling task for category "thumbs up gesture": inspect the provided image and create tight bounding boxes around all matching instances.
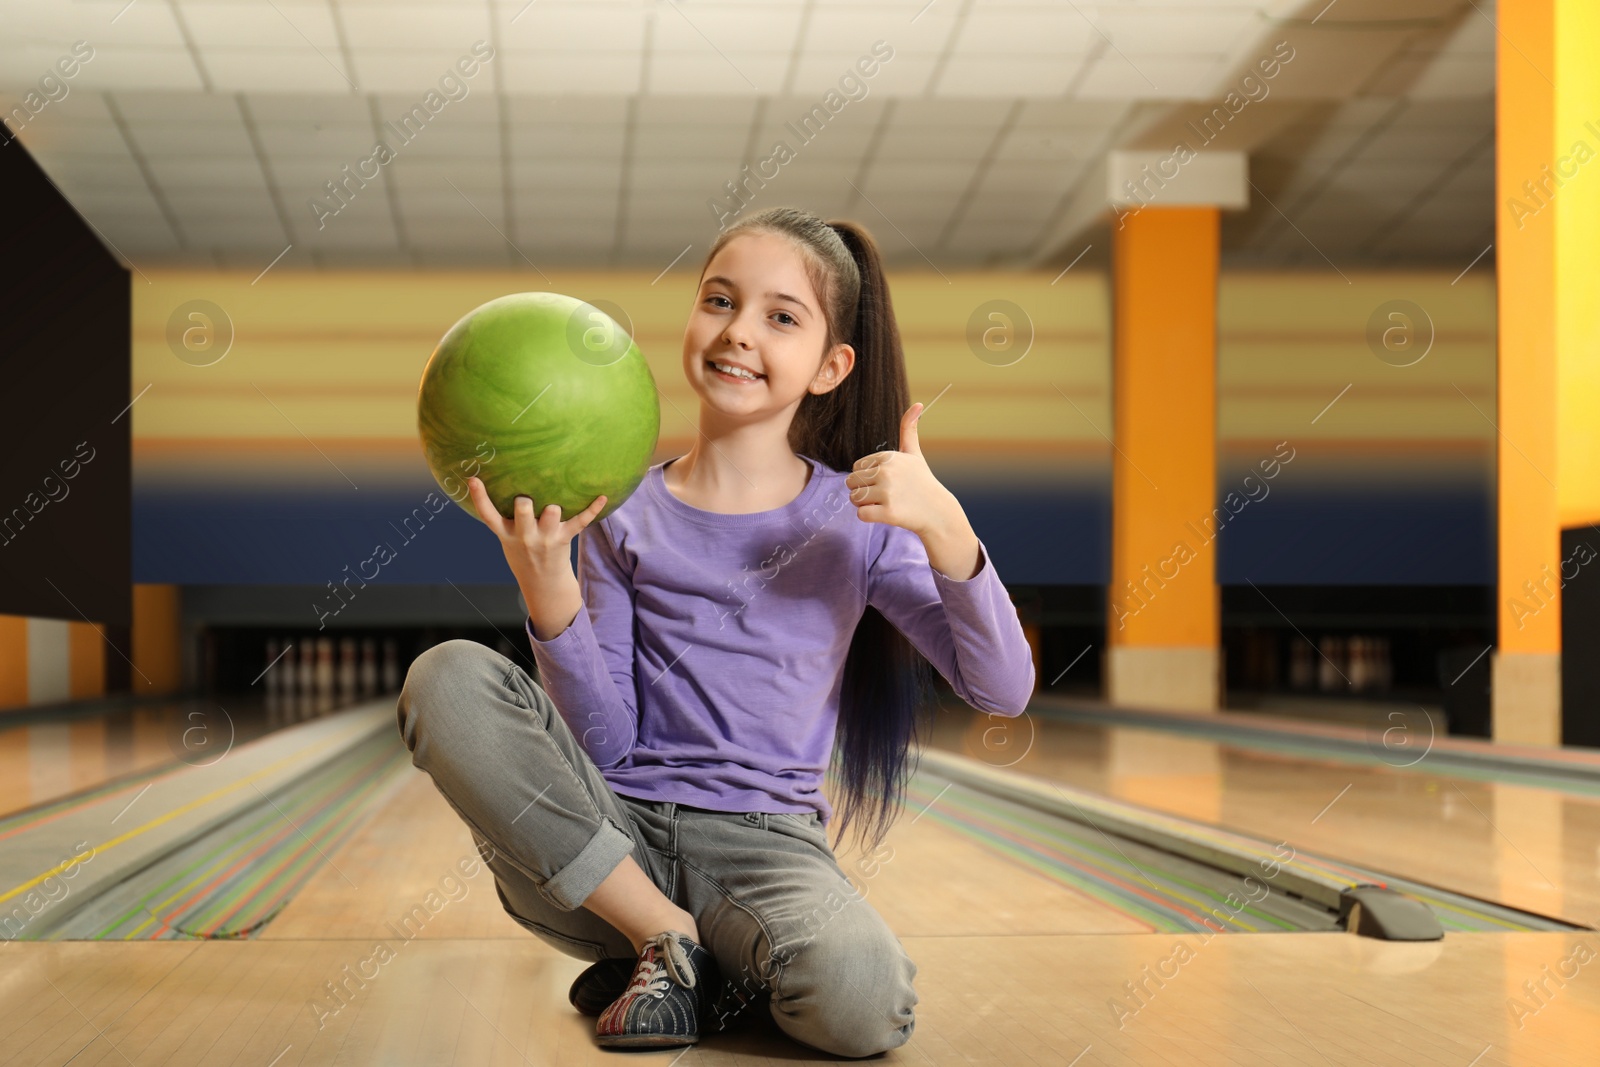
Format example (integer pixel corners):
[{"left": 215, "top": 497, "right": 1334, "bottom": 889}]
[{"left": 846, "top": 402, "right": 960, "bottom": 537}]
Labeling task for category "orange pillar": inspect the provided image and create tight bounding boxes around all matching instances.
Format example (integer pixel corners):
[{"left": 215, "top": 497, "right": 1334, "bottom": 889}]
[
  {"left": 1555, "top": 2, "right": 1600, "bottom": 530},
  {"left": 68, "top": 621, "right": 107, "bottom": 700},
  {"left": 132, "top": 585, "right": 183, "bottom": 696},
  {"left": 0, "top": 616, "right": 26, "bottom": 710},
  {"left": 1494, "top": 0, "right": 1561, "bottom": 743},
  {"left": 1105, "top": 208, "right": 1220, "bottom": 711}
]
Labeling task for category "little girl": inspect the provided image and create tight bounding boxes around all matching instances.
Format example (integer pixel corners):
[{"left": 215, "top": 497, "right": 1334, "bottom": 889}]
[{"left": 397, "top": 205, "right": 1035, "bottom": 1056}]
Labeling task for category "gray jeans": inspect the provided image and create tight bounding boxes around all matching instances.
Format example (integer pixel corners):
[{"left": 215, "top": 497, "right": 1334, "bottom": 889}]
[{"left": 396, "top": 639, "right": 918, "bottom": 1058}]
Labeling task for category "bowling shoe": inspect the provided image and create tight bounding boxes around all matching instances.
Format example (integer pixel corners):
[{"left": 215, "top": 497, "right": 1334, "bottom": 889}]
[
  {"left": 568, "top": 957, "right": 637, "bottom": 1016},
  {"left": 572, "top": 951, "right": 770, "bottom": 1033},
  {"left": 594, "top": 930, "right": 720, "bottom": 1048}
]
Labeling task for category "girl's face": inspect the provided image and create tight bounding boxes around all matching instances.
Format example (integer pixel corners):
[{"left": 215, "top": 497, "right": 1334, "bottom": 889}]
[{"left": 682, "top": 231, "right": 854, "bottom": 424}]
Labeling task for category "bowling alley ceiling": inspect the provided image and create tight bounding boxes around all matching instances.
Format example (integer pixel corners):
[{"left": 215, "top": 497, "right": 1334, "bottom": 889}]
[{"left": 2, "top": 0, "right": 1494, "bottom": 273}]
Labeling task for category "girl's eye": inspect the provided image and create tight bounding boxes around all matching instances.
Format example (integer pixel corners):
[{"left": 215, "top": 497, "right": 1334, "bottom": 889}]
[
  {"left": 773, "top": 311, "right": 797, "bottom": 327},
  {"left": 705, "top": 294, "right": 732, "bottom": 309}
]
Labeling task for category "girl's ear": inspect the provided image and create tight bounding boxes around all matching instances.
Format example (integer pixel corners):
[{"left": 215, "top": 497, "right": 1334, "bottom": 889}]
[{"left": 809, "top": 342, "right": 855, "bottom": 395}]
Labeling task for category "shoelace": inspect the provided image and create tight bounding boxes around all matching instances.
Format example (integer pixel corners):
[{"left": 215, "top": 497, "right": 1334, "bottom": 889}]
[{"left": 622, "top": 931, "right": 697, "bottom": 1000}]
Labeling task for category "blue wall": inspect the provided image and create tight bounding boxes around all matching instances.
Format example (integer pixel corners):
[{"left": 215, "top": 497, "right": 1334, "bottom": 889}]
[{"left": 134, "top": 480, "right": 1492, "bottom": 587}]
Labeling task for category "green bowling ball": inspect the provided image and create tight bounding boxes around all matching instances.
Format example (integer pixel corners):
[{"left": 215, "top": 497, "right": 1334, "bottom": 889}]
[{"left": 417, "top": 292, "right": 659, "bottom": 523}]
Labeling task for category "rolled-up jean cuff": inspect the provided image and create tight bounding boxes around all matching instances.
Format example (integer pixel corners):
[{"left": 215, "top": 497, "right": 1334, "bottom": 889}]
[{"left": 539, "top": 815, "right": 636, "bottom": 911}]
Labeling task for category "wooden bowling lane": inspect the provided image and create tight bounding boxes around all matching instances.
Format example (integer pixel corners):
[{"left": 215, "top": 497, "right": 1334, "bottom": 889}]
[
  {"left": 5, "top": 748, "right": 1599, "bottom": 1063},
  {"left": 261, "top": 770, "right": 551, "bottom": 943},
  {"left": 0, "top": 701, "right": 220, "bottom": 819},
  {"left": 4, "top": 928, "right": 1596, "bottom": 1064},
  {"left": 264, "top": 767, "right": 1149, "bottom": 942},
  {"left": 0, "top": 692, "right": 360, "bottom": 822},
  {"left": 924, "top": 704, "right": 1600, "bottom": 930}
]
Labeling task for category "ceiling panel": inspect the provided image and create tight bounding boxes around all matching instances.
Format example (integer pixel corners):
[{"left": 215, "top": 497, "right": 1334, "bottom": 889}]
[
  {"left": 255, "top": 124, "right": 377, "bottom": 159},
  {"left": 1077, "top": 53, "right": 1231, "bottom": 99},
  {"left": 1095, "top": 9, "right": 1264, "bottom": 55},
  {"left": 650, "top": 3, "right": 806, "bottom": 53},
  {"left": 515, "top": 207, "right": 619, "bottom": 230},
  {"left": 634, "top": 119, "right": 752, "bottom": 157},
  {"left": 1408, "top": 58, "right": 1496, "bottom": 98},
  {"left": 95, "top": 222, "right": 183, "bottom": 250},
  {"left": 787, "top": 52, "right": 939, "bottom": 97},
  {"left": 40, "top": 155, "right": 146, "bottom": 190},
  {"left": 111, "top": 90, "right": 243, "bottom": 123},
  {"left": 125, "top": 119, "right": 254, "bottom": 156},
  {"left": 22, "top": 1, "right": 187, "bottom": 48},
  {"left": 386, "top": 158, "right": 504, "bottom": 190},
  {"left": 181, "top": 216, "right": 290, "bottom": 242},
  {"left": 496, "top": 2, "right": 650, "bottom": 47},
  {"left": 69, "top": 47, "right": 206, "bottom": 91},
  {"left": 802, "top": 6, "right": 959, "bottom": 53},
  {"left": 339, "top": 6, "right": 493, "bottom": 51},
  {"left": 995, "top": 131, "right": 1084, "bottom": 164},
  {"left": 647, "top": 51, "right": 790, "bottom": 96},
  {"left": 956, "top": 8, "right": 1101, "bottom": 55},
  {"left": 509, "top": 159, "right": 626, "bottom": 188},
  {"left": 144, "top": 156, "right": 270, "bottom": 190},
  {"left": 178, "top": 2, "right": 341, "bottom": 51},
  {"left": 498, "top": 50, "right": 643, "bottom": 94},
  {"left": 980, "top": 160, "right": 1085, "bottom": 195},
  {"left": 934, "top": 55, "right": 1084, "bottom": 97}
]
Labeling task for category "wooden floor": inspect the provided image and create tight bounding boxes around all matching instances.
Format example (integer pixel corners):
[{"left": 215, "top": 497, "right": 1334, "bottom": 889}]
[
  {"left": 7, "top": 929, "right": 1598, "bottom": 1066},
  {"left": 3, "top": 705, "right": 1599, "bottom": 1064}
]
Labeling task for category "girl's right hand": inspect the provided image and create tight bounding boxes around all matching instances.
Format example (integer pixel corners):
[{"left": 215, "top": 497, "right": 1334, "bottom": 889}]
[{"left": 465, "top": 475, "right": 607, "bottom": 584}]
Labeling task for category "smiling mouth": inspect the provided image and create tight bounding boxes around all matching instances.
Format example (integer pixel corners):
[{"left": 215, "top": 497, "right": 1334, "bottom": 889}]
[{"left": 707, "top": 359, "right": 765, "bottom": 382}]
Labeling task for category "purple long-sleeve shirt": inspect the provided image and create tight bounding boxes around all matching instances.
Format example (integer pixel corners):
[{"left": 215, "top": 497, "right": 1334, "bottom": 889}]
[{"left": 524, "top": 452, "right": 1036, "bottom": 823}]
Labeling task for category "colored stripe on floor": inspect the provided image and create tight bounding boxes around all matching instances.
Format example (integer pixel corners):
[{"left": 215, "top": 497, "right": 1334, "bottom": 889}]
[
  {"left": 904, "top": 770, "right": 1580, "bottom": 935},
  {"left": 30, "top": 730, "right": 410, "bottom": 941}
]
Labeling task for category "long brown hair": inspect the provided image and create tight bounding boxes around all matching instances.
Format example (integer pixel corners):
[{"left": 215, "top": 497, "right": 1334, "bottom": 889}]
[{"left": 698, "top": 206, "right": 936, "bottom": 851}]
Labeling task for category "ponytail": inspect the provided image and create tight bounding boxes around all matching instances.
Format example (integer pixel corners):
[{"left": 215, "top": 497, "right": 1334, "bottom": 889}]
[{"left": 698, "top": 207, "right": 936, "bottom": 852}]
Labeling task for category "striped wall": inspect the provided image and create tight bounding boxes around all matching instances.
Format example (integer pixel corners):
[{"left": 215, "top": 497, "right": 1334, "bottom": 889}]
[
  {"left": 1215, "top": 271, "right": 1494, "bottom": 584},
  {"left": 0, "top": 586, "right": 181, "bottom": 713},
  {"left": 0, "top": 617, "right": 105, "bottom": 710},
  {"left": 128, "top": 268, "right": 1495, "bottom": 587}
]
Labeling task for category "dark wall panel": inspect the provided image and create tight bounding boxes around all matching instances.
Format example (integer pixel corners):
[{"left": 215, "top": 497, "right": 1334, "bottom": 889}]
[
  {"left": 1562, "top": 526, "right": 1600, "bottom": 748},
  {"left": 0, "top": 131, "right": 131, "bottom": 626},
  {"left": 1215, "top": 487, "right": 1493, "bottom": 585}
]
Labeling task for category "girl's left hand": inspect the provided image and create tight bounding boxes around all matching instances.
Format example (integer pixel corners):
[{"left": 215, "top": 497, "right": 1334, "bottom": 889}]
[{"left": 846, "top": 403, "right": 961, "bottom": 536}]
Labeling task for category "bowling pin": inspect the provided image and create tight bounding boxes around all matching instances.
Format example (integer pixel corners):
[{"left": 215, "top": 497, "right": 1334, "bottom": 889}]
[
  {"left": 1290, "top": 640, "right": 1313, "bottom": 691},
  {"left": 262, "top": 637, "right": 277, "bottom": 723},
  {"left": 359, "top": 637, "right": 378, "bottom": 699},
  {"left": 338, "top": 637, "right": 358, "bottom": 706},
  {"left": 381, "top": 637, "right": 400, "bottom": 693},
  {"left": 299, "top": 638, "right": 317, "bottom": 719},
  {"left": 316, "top": 637, "right": 335, "bottom": 715},
  {"left": 263, "top": 637, "right": 280, "bottom": 699},
  {"left": 1317, "top": 636, "right": 1341, "bottom": 692},
  {"left": 1349, "top": 636, "right": 1368, "bottom": 693}
]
